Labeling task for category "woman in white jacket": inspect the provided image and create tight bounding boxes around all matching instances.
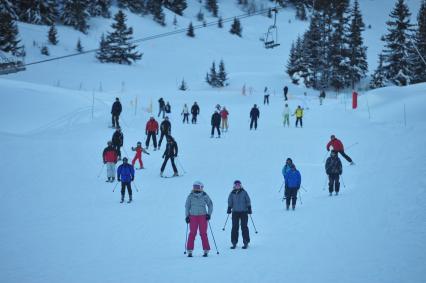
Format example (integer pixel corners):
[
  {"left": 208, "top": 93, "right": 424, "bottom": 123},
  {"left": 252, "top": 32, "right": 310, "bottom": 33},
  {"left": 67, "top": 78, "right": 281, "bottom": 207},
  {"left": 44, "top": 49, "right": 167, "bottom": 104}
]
[
  {"left": 283, "top": 103, "right": 290, "bottom": 127},
  {"left": 181, "top": 104, "right": 189, "bottom": 123}
]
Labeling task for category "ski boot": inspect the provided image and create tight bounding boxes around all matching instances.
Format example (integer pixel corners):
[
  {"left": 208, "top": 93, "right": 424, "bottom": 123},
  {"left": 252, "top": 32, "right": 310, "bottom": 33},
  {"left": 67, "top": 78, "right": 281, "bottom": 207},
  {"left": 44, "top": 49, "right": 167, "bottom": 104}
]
[
  {"left": 111, "top": 177, "right": 115, "bottom": 182},
  {"left": 127, "top": 196, "right": 132, "bottom": 203},
  {"left": 329, "top": 192, "right": 332, "bottom": 196},
  {"left": 106, "top": 177, "right": 111, "bottom": 182},
  {"left": 286, "top": 205, "right": 290, "bottom": 211},
  {"left": 230, "top": 244, "right": 236, "bottom": 249},
  {"left": 203, "top": 251, "right": 209, "bottom": 257},
  {"left": 187, "top": 250, "right": 193, "bottom": 257},
  {"left": 160, "top": 171, "right": 164, "bottom": 177},
  {"left": 242, "top": 243, "right": 249, "bottom": 249},
  {"left": 120, "top": 197, "right": 124, "bottom": 203},
  {"left": 292, "top": 205, "right": 296, "bottom": 211},
  {"left": 335, "top": 192, "right": 339, "bottom": 196},
  {"left": 173, "top": 172, "right": 179, "bottom": 177}
]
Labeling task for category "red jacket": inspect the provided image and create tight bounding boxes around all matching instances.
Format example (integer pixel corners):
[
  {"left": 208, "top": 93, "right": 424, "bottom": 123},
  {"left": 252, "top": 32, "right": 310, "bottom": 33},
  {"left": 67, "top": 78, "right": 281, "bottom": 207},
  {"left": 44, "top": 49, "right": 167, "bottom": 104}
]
[
  {"left": 103, "top": 147, "right": 118, "bottom": 163},
  {"left": 220, "top": 109, "right": 229, "bottom": 119},
  {"left": 327, "top": 138, "right": 344, "bottom": 151},
  {"left": 146, "top": 119, "right": 159, "bottom": 133},
  {"left": 133, "top": 146, "right": 143, "bottom": 157}
]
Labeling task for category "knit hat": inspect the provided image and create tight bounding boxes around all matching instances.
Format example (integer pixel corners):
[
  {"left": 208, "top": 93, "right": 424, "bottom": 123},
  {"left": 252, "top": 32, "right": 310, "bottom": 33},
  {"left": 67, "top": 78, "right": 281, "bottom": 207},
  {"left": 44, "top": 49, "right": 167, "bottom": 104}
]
[
  {"left": 193, "top": 181, "right": 204, "bottom": 190},
  {"left": 233, "top": 180, "right": 242, "bottom": 189},
  {"left": 123, "top": 157, "right": 128, "bottom": 163}
]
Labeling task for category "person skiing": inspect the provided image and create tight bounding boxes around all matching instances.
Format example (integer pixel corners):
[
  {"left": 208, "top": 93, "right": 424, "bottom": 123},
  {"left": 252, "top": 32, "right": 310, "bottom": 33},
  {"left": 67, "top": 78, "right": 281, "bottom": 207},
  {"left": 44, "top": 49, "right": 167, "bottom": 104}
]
[
  {"left": 111, "top": 127, "right": 124, "bottom": 160},
  {"left": 227, "top": 180, "right": 252, "bottom": 249},
  {"left": 160, "top": 135, "right": 179, "bottom": 177},
  {"left": 326, "top": 135, "right": 354, "bottom": 164},
  {"left": 117, "top": 157, "right": 135, "bottom": 203},
  {"left": 325, "top": 150, "right": 342, "bottom": 196},
  {"left": 215, "top": 104, "right": 221, "bottom": 112},
  {"left": 182, "top": 104, "right": 190, "bottom": 124},
  {"left": 293, "top": 105, "right": 304, "bottom": 128},
  {"left": 319, "top": 90, "right": 326, "bottom": 105},
  {"left": 191, "top": 102, "right": 200, "bottom": 124},
  {"left": 211, "top": 110, "right": 221, "bottom": 138},
  {"left": 249, "top": 104, "right": 260, "bottom": 130},
  {"left": 185, "top": 181, "right": 213, "bottom": 257},
  {"left": 145, "top": 117, "right": 159, "bottom": 150},
  {"left": 158, "top": 116, "right": 171, "bottom": 149},
  {"left": 282, "top": 104, "right": 290, "bottom": 127},
  {"left": 111, "top": 97, "right": 122, "bottom": 129},
  {"left": 102, "top": 141, "right": 118, "bottom": 182},
  {"left": 284, "top": 164, "right": 301, "bottom": 210},
  {"left": 131, "top": 141, "right": 149, "bottom": 169},
  {"left": 158, "top": 97, "right": 165, "bottom": 118},
  {"left": 263, "top": 87, "right": 270, "bottom": 105},
  {"left": 220, "top": 106, "right": 229, "bottom": 132},
  {"left": 165, "top": 102, "right": 171, "bottom": 114},
  {"left": 283, "top": 86, "right": 289, "bottom": 101}
]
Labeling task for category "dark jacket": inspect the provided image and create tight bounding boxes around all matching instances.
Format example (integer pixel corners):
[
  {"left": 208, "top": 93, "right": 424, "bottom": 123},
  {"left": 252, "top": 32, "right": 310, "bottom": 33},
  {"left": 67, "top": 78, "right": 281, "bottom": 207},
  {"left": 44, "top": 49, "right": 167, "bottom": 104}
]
[
  {"left": 325, "top": 156, "right": 342, "bottom": 175},
  {"left": 250, "top": 107, "right": 260, "bottom": 119},
  {"left": 284, "top": 86, "right": 288, "bottom": 95},
  {"left": 117, "top": 163, "right": 135, "bottom": 183},
  {"left": 112, "top": 131, "right": 123, "bottom": 146},
  {"left": 228, "top": 188, "right": 251, "bottom": 213},
  {"left": 111, "top": 101, "right": 122, "bottom": 115},
  {"left": 191, "top": 104, "right": 200, "bottom": 115},
  {"left": 163, "top": 139, "right": 178, "bottom": 158},
  {"left": 160, "top": 120, "right": 171, "bottom": 134},
  {"left": 211, "top": 112, "right": 221, "bottom": 126},
  {"left": 158, "top": 98, "right": 165, "bottom": 108}
]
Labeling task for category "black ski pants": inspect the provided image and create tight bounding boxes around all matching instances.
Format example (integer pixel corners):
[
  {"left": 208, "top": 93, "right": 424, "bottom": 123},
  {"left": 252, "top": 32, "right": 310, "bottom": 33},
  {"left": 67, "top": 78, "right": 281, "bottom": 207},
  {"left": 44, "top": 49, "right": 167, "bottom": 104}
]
[
  {"left": 158, "top": 108, "right": 165, "bottom": 118},
  {"left": 296, "top": 117, "right": 303, "bottom": 127},
  {"left": 328, "top": 174, "right": 340, "bottom": 193},
  {"left": 121, "top": 182, "right": 132, "bottom": 198},
  {"left": 183, "top": 114, "right": 189, "bottom": 123},
  {"left": 161, "top": 156, "right": 178, "bottom": 173},
  {"left": 337, "top": 150, "right": 353, "bottom": 163},
  {"left": 145, "top": 131, "right": 157, "bottom": 149},
  {"left": 112, "top": 114, "right": 120, "bottom": 128},
  {"left": 191, "top": 114, "right": 198, "bottom": 124},
  {"left": 211, "top": 125, "right": 221, "bottom": 137},
  {"left": 113, "top": 144, "right": 121, "bottom": 158},
  {"left": 231, "top": 212, "right": 250, "bottom": 245},
  {"left": 250, "top": 118, "right": 258, "bottom": 130},
  {"left": 264, "top": 95, "right": 269, "bottom": 105},
  {"left": 158, "top": 131, "right": 168, "bottom": 148},
  {"left": 284, "top": 187, "right": 298, "bottom": 208}
]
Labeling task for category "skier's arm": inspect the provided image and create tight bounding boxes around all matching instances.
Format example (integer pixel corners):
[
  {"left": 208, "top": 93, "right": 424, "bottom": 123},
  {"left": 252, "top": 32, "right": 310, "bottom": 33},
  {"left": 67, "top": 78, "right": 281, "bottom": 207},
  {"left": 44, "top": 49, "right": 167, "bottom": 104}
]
[
  {"left": 326, "top": 141, "right": 331, "bottom": 151},
  {"left": 338, "top": 159, "right": 343, "bottom": 175},
  {"left": 228, "top": 193, "right": 233, "bottom": 210},
  {"left": 174, "top": 142, "right": 178, "bottom": 157},
  {"left": 142, "top": 148, "right": 150, "bottom": 155},
  {"left": 206, "top": 195, "right": 213, "bottom": 216},
  {"left": 185, "top": 197, "right": 191, "bottom": 217}
]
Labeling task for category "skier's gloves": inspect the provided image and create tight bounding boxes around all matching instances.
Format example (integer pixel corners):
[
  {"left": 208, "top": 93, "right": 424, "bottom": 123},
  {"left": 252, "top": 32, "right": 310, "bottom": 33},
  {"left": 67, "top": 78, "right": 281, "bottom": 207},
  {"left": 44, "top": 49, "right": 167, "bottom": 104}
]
[
  {"left": 185, "top": 216, "right": 190, "bottom": 223},
  {"left": 206, "top": 214, "right": 211, "bottom": 221},
  {"left": 227, "top": 207, "right": 232, "bottom": 214},
  {"left": 248, "top": 206, "right": 252, "bottom": 214},
  {"left": 131, "top": 177, "right": 134, "bottom": 181}
]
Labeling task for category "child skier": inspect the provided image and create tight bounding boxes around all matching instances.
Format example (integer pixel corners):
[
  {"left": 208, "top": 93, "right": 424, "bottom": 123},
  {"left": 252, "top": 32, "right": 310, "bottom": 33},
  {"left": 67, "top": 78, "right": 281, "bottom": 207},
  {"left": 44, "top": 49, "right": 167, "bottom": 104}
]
[{"left": 131, "top": 142, "right": 150, "bottom": 169}]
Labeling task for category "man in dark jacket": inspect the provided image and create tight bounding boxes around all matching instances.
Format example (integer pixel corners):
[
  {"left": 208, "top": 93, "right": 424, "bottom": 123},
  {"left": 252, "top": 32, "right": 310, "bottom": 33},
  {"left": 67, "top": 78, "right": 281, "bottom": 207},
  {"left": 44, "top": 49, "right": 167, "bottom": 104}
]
[
  {"left": 284, "top": 164, "right": 301, "bottom": 210},
  {"left": 191, "top": 102, "right": 200, "bottom": 124},
  {"left": 249, "top": 104, "right": 260, "bottom": 130},
  {"left": 158, "top": 116, "right": 171, "bottom": 149},
  {"left": 227, "top": 180, "right": 252, "bottom": 249},
  {"left": 211, "top": 111, "right": 221, "bottom": 138},
  {"left": 325, "top": 150, "right": 343, "bottom": 196},
  {"left": 283, "top": 86, "right": 289, "bottom": 101},
  {"left": 111, "top": 97, "right": 122, "bottom": 128},
  {"left": 158, "top": 98, "right": 165, "bottom": 118},
  {"left": 111, "top": 128, "right": 124, "bottom": 160},
  {"left": 160, "top": 135, "right": 179, "bottom": 177},
  {"left": 117, "top": 157, "right": 135, "bottom": 203}
]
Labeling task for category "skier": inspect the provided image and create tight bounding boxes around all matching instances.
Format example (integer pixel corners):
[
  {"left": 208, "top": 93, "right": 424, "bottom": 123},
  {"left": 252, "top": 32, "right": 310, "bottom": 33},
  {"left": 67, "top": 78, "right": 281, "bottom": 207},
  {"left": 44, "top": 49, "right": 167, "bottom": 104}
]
[
  {"left": 325, "top": 150, "right": 342, "bottom": 196},
  {"left": 263, "top": 87, "right": 270, "bottom": 105},
  {"left": 220, "top": 106, "right": 229, "bottom": 132},
  {"left": 131, "top": 141, "right": 150, "bottom": 170},
  {"left": 160, "top": 135, "right": 179, "bottom": 177},
  {"left": 145, "top": 116, "right": 159, "bottom": 150},
  {"left": 293, "top": 105, "right": 304, "bottom": 128},
  {"left": 215, "top": 104, "right": 221, "bottom": 112},
  {"left": 284, "top": 164, "right": 301, "bottom": 210},
  {"left": 283, "top": 85, "right": 289, "bottom": 101},
  {"left": 185, "top": 181, "right": 213, "bottom": 257},
  {"left": 111, "top": 97, "right": 122, "bottom": 129},
  {"left": 191, "top": 102, "right": 200, "bottom": 124},
  {"left": 102, "top": 141, "right": 118, "bottom": 182},
  {"left": 227, "top": 180, "right": 252, "bottom": 249},
  {"left": 182, "top": 104, "right": 190, "bottom": 124},
  {"left": 319, "top": 90, "right": 326, "bottom": 105},
  {"left": 249, "top": 104, "right": 260, "bottom": 130},
  {"left": 326, "top": 135, "right": 354, "bottom": 164},
  {"left": 111, "top": 127, "right": 124, "bottom": 160},
  {"left": 211, "top": 110, "right": 221, "bottom": 138},
  {"left": 165, "top": 102, "right": 171, "bottom": 114},
  {"left": 158, "top": 97, "right": 165, "bottom": 118},
  {"left": 117, "top": 157, "right": 135, "bottom": 203},
  {"left": 282, "top": 103, "right": 290, "bottom": 127},
  {"left": 158, "top": 116, "right": 171, "bottom": 149}
]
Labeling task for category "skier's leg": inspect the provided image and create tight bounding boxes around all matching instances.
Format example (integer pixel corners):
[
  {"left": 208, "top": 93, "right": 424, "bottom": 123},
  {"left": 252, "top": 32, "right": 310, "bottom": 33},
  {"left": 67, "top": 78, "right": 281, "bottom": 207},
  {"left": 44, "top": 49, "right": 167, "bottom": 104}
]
[
  {"left": 153, "top": 134, "right": 157, "bottom": 149},
  {"left": 158, "top": 132, "right": 164, "bottom": 147},
  {"left": 241, "top": 212, "right": 250, "bottom": 245},
  {"left": 132, "top": 156, "right": 137, "bottom": 166},
  {"left": 187, "top": 216, "right": 198, "bottom": 251},
  {"left": 199, "top": 215, "right": 211, "bottom": 251},
  {"left": 300, "top": 118, "right": 303, "bottom": 127},
  {"left": 211, "top": 126, "right": 214, "bottom": 136},
  {"left": 231, "top": 212, "right": 239, "bottom": 245},
  {"left": 339, "top": 151, "right": 353, "bottom": 163},
  {"left": 254, "top": 119, "right": 257, "bottom": 130},
  {"left": 285, "top": 188, "right": 291, "bottom": 209},
  {"left": 335, "top": 175, "right": 340, "bottom": 193},
  {"left": 145, "top": 133, "right": 151, "bottom": 148},
  {"left": 160, "top": 156, "right": 169, "bottom": 173},
  {"left": 111, "top": 115, "right": 115, "bottom": 128},
  {"left": 138, "top": 156, "right": 143, "bottom": 168},
  {"left": 127, "top": 182, "right": 132, "bottom": 200},
  {"left": 217, "top": 125, "right": 221, "bottom": 137},
  {"left": 291, "top": 190, "right": 297, "bottom": 208},
  {"left": 116, "top": 115, "right": 120, "bottom": 128},
  {"left": 250, "top": 119, "right": 254, "bottom": 129},
  {"left": 328, "top": 175, "right": 334, "bottom": 193},
  {"left": 170, "top": 157, "right": 178, "bottom": 174},
  {"left": 121, "top": 183, "right": 125, "bottom": 201}
]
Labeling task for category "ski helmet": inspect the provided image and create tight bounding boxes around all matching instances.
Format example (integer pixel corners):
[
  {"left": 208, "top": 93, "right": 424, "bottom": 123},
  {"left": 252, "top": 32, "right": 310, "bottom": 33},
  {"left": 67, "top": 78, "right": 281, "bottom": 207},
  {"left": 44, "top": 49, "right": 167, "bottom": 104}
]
[
  {"left": 193, "top": 181, "right": 204, "bottom": 190},
  {"left": 123, "top": 157, "right": 128, "bottom": 162}
]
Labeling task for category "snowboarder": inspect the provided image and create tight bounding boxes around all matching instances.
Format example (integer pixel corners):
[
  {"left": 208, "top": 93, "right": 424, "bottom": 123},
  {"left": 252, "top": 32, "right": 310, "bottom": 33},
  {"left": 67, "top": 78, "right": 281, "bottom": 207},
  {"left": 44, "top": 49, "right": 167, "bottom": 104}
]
[
  {"left": 182, "top": 104, "right": 190, "bottom": 123},
  {"left": 220, "top": 106, "right": 229, "bottom": 132},
  {"left": 111, "top": 127, "right": 124, "bottom": 160},
  {"left": 326, "top": 135, "right": 354, "bottom": 164},
  {"left": 160, "top": 135, "right": 179, "bottom": 177},
  {"left": 249, "top": 104, "right": 260, "bottom": 130},
  {"left": 284, "top": 164, "right": 301, "bottom": 210},
  {"left": 283, "top": 104, "right": 290, "bottom": 127},
  {"left": 158, "top": 116, "right": 171, "bottom": 149},
  {"left": 283, "top": 86, "right": 289, "bottom": 101},
  {"left": 131, "top": 141, "right": 150, "bottom": 169},
  {"left": 111, "top": 97, "right": 122, "bottom": 129},
  {"left": 117, "top": 157, "right": 135, "bottom": 203},
  {"left": 293, "top": 105, "right": 303, "bottom": 128},
  {"left": 185, "top": 181, "right": 213, "bottom": 257},
  {"left": 227, "top": 180, "right": 252, "bottom": 249},
  {"left": 325, "top": 150, "right": 342, "bottom": 196},
  {"left": 211, "top": 110, "right": 221, "bottom": 138},
  {"left": 102, "top": 141, "right": 118, "bottom": 182},
  {"left": 158, "top": 98, "right": 165, "bottom": 118},
  {"left": 165, "top": 102, "right": 171, "bottom": 114},
  {"left": 263, "top": 87, "right": 270, "bottom": 105},
  {"left": 319, "top": 90, "right": 326, "bottom": 105},
  {"left": 191, "top": 102, "right": 200, "bottom": 124},
  {"left": 145, "top": 117, "right": 159, "bottom": 150}
]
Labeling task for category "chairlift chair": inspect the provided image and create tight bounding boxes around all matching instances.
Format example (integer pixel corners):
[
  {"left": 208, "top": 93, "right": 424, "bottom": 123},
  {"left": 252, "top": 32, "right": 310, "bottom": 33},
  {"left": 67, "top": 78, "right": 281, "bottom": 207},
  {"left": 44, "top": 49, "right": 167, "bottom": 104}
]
[{"left": 264, "top": 7, "right": 280, "bottom": 49}]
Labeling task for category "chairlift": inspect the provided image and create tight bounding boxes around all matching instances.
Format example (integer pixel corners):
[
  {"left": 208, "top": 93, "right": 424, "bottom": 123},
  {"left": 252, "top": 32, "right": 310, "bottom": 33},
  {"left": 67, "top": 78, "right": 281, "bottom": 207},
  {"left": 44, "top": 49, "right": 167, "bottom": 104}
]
[
  {"left": 0, "top": 52, "right": 26, "bottom": 75},
  {"left": 264, "top": 7, "right": 280, "bottom": 49}
]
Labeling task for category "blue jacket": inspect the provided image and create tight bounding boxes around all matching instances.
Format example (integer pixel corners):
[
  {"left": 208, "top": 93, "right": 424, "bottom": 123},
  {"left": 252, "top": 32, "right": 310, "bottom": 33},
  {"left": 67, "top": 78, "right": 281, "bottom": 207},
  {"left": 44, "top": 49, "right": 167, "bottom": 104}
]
[
  {"left": 117, "top": 164, "right": 135, "bottom": 183},
  {"left": 228, "top": 189, "right": 251, "bottom": 212},
  {"left": 282, "top": 164, "right": 292, "bottom": 179},
  {"left": 285, "top": 169, "right": 301, "bottom": 189}
]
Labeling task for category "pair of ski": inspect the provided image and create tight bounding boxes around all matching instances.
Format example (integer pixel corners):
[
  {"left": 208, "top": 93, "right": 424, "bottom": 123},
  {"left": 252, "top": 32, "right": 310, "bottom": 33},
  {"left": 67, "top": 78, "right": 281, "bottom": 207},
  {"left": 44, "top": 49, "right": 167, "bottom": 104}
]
[{"left": 120, "top": 199, "right": 132, "bottom": 204}]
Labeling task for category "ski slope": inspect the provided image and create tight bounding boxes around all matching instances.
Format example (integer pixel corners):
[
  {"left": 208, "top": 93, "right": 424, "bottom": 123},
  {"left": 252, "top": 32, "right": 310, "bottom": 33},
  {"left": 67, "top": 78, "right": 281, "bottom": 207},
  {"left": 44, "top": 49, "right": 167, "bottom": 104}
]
[{"left": 1, "top": 1, "right": 425, "bottom": 282}]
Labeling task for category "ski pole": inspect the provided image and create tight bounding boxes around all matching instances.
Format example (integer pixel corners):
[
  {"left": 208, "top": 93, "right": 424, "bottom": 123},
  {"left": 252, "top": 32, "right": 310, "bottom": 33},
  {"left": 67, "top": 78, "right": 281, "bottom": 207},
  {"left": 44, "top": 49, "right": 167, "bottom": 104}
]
[
  {"left": 249, "top": 215, "right": 258, "bottom": 234},
  {"left": 184, "top": 223, "right": 189, "bottom": 254},
  {"left": 132, "top": 181, "right": 139, "bottom": 192},
  {"left": 341, "top": 176, "right": 346, "bottom": 188},
  {"left": 97, "top": 163, "right": 105, "bottom": 178},
  {"left": 298, "top": 190, "right": 303, "bottom": 205},
  {"left": 176, "top": 157, "right": 187, "bottom": 174},
  {"left": 112, "top": 181, "right": 119, "bottom": 192},
  {"left": 222, "top": 214, "right": 230, "bottom": 231},
  {"left": 346, "top": 142, "right": 359, "bottom": 150},
  {"left": 208, "top": 221, "right": 220, "bottom": 254},
  {"left": 278, "top": 181, "right": 284, "bottom": 193},
  {"left": 301, "top": 185, "right": 308, "bottom": 192}
]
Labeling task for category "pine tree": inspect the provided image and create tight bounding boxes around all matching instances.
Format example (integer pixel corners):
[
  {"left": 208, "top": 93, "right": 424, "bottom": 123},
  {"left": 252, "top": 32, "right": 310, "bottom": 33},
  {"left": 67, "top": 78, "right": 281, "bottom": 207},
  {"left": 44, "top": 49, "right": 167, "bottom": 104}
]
[
  {"left": 88, "top": 0, "right": 111, "bottom": 18},
  {"left": 230, "top": 18, "right": 242, "bottom": 37},
  {"left": 206, "top": 61, "right": 218, "bottom": 87},
  {"left": 179, "top": 78, "right": 187, "bottom": 90},
  {"left": 117, "top": 0, "right": 144, "bottom": 14},
  {"left": 76, "top": 38, "right": 83, "bottom": 52},
  {"left": 0, "top": 9, "right": 25, "bottom": 69},
  {"left": 217, "top": 60, "right": 227, "bottom": 87},
  {"left": 370, "top": 54, "right": 387, "bottom": 89},
  {"left": 96, "top": 10, "right": 142, "bottom": 64},
  {"left": 0, "top": 0, "right": 17, "bottom": 20},
  {"left": 286, "top": 41, "right": 298, "bottom": 82},
  {"left": 146, "top": 0, "right": 166, "bottom": 26},
  {"left": 41, "top": 45, "right": 49, "bottom": 55},
  {"left": 206, "top": 0, "right": 218, "bottom": 17},
  {"left": 48, "top": 24, "right": 58, "bottom": 45},
  {"left": 303, "top": 12, "right": 322, "bottom": 88},
  {"left": 164, "top": 0, "right": 187, "bottom": 16},
  {"left": 61, "top": 0, "right": 90, "bottom": 34},
  {"left": 381, "top": 0, "right": 414, "bottom": 86},
  {"left": 17, "top": 0, "right": 57, "bottom": 25},
  {"left": 218, "top": 16, "right": 223, "bottom": 28},
  {"left": 186, "top": 22, "right": 195, "bottom": 37},
  {"left": 410, "top": 0, "right": 426, "bottom": 83}
]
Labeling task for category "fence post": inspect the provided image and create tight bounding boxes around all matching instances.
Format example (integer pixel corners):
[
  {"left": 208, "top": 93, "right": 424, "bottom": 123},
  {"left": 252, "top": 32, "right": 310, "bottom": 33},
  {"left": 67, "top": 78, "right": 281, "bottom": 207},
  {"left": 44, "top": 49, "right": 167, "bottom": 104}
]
[{"left": 91, "top": 90, "right": 95, "bottom": 120}]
